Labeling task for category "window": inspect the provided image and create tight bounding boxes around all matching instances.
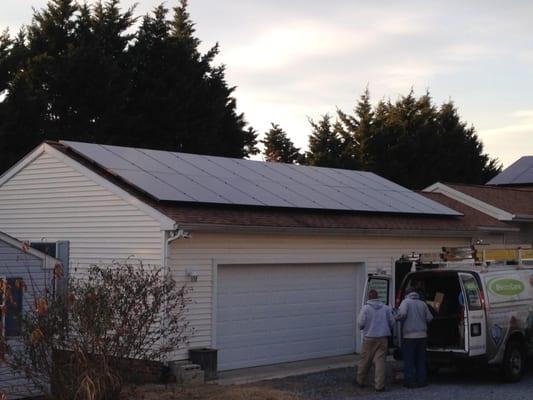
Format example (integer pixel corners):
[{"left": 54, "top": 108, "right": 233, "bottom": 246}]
[
  {"left": 1, "top": 277, "right": 23, "bottom": 337},
  {"left": 30, "top": 242, "right": 57, "bottom": 257},
  {"left": 460, "top": 274, "right": 482, "bottom": 311},
  {"left": 367, "top": 277, "right": 390, "bottom": 305}
]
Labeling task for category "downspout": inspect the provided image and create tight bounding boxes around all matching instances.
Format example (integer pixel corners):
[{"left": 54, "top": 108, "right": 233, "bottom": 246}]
[
  {"left": 162, "top": 228, "right": 193, "bottom": 364},
  {"left": 161, "top": 229, "right": 171, "bottom": 366}
]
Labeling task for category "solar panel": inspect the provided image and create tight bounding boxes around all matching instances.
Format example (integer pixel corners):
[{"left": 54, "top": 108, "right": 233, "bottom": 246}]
[
  {"left": 61, "top": 141, "right": 461, "bottom": 215},
  {"left": 487, "top": 156, "right": 533, "bottom": 185}
]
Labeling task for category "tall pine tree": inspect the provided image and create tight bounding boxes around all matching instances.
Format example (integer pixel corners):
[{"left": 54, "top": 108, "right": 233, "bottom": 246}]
[
  {"left": 335, "top": 89, "right": 501, "bottom": 188},
  {"left": 0, "top": 0, "right": 257, "bottom": 173},
  {"left": 261, "top": 123, "right": 301, "bottom": 163},
  {"left": 304, "top": 114, "right": 359, "bottom": 169},
  {"left": 305, "top": 115, "right": 342, "bottom": 168}
]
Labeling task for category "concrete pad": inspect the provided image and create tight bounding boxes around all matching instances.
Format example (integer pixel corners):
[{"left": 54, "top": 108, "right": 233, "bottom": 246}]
[
  {"left": 216, "top": 354, "right": 360, "bottom": 385},
  {"left": 215, "top": 354, "right": 403, "bottom": 386}
]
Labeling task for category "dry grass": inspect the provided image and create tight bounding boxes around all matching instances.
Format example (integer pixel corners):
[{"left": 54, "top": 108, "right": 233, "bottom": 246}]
[{"left": 123, "top": 384, "right": 300, "bottom": 400}]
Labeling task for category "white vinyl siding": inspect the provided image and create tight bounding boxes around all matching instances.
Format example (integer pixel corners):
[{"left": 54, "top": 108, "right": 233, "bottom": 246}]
[
  {"left": 167, "top": 232, "right": 469, "bottom": 362},
  {"left": 0, "top": 238, "right": 50, "bottom": 399},
  {"left": 0, "top": 152, "right": 163, "bottom": 278}
]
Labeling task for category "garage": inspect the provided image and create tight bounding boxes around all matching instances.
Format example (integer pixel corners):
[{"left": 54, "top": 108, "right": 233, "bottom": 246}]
[{"left": 216, "top": 263, "right": 362, "bottom": 371}]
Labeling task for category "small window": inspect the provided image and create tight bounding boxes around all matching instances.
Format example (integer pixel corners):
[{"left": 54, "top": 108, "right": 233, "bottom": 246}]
[
  {"left": 30, "top": 242, "right": 57, "bottom": 257},
  {"left": 460, "top": 274, "right": 482, "bottom": 311},
  {"left": 1, "top": 278, "right": 24, "bottom": 337}
]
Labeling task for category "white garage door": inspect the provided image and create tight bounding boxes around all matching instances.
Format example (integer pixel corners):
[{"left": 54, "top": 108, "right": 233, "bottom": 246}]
[{"left": 216, "top": 263, "right": 360, "bottom": 371}]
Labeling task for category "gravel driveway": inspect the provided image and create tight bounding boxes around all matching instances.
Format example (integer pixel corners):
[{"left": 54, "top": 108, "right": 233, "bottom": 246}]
[{"left": 259, "top": 364, "right": 533, "bottom": 400}]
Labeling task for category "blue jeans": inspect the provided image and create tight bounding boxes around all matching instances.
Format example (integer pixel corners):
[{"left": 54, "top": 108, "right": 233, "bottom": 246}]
[{"left": 402, "top": 338, "right": 427, "bottom": 386}]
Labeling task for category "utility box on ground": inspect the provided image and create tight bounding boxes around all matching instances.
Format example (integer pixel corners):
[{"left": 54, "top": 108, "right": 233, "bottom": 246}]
[{"left": 189, "top": 348, "right": 218, "bottom": 381}]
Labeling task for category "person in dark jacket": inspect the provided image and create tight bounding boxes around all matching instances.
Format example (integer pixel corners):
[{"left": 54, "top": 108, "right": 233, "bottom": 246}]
[
  {"left": 356, "top": 289, "right": 395, "bottom": 391},
  {"left": 396, "top": 287, "right": 434, "bottom": 388}
]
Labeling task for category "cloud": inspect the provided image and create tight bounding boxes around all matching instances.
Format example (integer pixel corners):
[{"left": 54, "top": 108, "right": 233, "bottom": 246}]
[
  {"left": 482, "top": 109, "right": 533, "bottom": 136},
  {"left": 478, "top": 109, "right": 533, "bottom": 165},
  {"left": 222, "top": 20, "right": 363, "bottom": 70},
  {"left": 221, "top": 10, "right": 429, "bottom": 73},
  {"left": 441, "top": 43, "right": 492, "bottom": 62}
]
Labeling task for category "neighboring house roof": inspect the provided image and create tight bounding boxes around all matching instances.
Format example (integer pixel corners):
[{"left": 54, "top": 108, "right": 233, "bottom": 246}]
[
  {"left": 419, "top": 192, "right": 514, "bottom": 231},
  {"left": 424, "top": 182, "right": 533, "bottom": 222},
  {"left": 57, "top": 140, "right": 459, "bottom": 216},
  {"left": 487, "top": 156, "right": 533, "bottom": 186},
  {"left": 0, "top": 231, "right": 59, "bottom": 268}
]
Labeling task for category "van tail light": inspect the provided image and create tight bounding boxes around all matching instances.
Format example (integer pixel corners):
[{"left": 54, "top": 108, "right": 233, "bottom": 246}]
[
  {"left": 479, "top": 290, "right": 486, "bottom": 310},
  {"left": 395, "top": 290, "right": 403, "bottom": 308}
]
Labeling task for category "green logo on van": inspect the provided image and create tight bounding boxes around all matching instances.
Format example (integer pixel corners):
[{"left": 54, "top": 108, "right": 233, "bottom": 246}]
[{"left": 488, "top": 278, "right": 524, "bottom": 296}]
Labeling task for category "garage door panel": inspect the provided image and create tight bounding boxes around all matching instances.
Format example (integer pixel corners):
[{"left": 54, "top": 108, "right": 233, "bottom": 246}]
[{"left": 217, "top": 263, "right": 360, "bottom": 371}]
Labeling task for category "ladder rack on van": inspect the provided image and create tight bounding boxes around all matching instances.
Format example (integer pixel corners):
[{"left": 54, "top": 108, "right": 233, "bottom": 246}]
[{"left": 404, "top": 245, "right": 533, "bottom": 272}]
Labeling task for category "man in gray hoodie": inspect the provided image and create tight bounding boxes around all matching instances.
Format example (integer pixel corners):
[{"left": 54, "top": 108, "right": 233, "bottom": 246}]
[
  {"left": 356, "top": 289, "right": 395, "bottom": 391},
  {"left": 396, "top": 287, "right": 434, "bottom": 388}
]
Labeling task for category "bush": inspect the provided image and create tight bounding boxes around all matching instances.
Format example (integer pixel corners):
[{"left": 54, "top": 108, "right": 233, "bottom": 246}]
[{"left": 1, "top": 261, "right": 191, "bottom": 400}]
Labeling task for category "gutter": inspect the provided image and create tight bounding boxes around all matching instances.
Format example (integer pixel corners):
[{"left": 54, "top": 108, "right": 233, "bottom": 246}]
[
  {"left": 512, "top": 213, "right": 533, "bottom": 222},
  {"left": 477, "top": 225, "right": 520, "bottom": 232},
  {"left": 174, "top": 223, "right": 482, "bottom": 238}
]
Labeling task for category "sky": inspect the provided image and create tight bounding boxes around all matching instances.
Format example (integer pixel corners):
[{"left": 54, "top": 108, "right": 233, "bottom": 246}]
[{"left": 1, "top": 1, "right": 533, "bottom": 167}]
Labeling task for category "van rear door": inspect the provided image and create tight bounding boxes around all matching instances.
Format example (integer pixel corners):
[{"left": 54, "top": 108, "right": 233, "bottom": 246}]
[{"left": 458, "top": 273, "right": 487, "bottom": 356}]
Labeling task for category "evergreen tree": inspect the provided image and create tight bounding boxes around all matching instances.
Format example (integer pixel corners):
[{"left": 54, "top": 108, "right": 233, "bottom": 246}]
[
  {"left": 261, "top": 123, "right": 301, "bottom": 163},
  {"left": 337, "top": 87, "right": 372, "bottom": 166},
  {"left": 337, "top": 89, "right": 501, "bottom": 188},
  {"left": 0, "top": 0, "right": 256, "bottom": 173},
  {"left": 125, "top": 1, "right": 252, "bottom": 157},
  {"left": 305, "top": 114, "right": 343, "bottom": 168},
  {"left": 303, "top": 114, "right": 360, "bottom": 169}
]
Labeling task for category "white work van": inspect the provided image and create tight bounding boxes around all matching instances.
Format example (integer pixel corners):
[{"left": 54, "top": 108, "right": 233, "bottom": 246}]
[{"left": 366, "top": 264, "right": 533, "bottom": 382}]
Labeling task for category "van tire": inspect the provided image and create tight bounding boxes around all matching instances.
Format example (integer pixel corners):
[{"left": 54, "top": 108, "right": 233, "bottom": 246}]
[{"left": 501, "top": 340, "right": 525, "bottom": 382}]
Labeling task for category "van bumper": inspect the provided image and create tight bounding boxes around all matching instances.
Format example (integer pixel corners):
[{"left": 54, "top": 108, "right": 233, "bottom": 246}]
[{"left": 427, "top": 351, "right": 487, "bottom": 365}]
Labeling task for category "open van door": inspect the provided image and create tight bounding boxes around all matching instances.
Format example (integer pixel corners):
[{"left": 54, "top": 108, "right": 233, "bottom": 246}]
[
  {"left": 364, "top": 274, "right": 393, "bottom": 306},
  {"left": 458, "top": 273, "right": 486, "bottom": 356}
]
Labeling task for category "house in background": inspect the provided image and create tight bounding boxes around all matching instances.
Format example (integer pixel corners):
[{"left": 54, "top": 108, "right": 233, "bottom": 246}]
[
  {"left": 486, "top": 155, "right": 533, "bottom": 187},
  {"left": 0, "top": 141, "right": 516, "bottom": 373},
  {"left": 0, "top": 231, "right": 60, "bottom": 399},
  {"left": 425, "top": 182, "right": 533, "bottom": 245}
]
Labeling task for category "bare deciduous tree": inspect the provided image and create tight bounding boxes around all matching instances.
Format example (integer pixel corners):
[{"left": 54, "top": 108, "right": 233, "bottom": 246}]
[{"left": 1, "top": 261, "right": 191, "bottom": 400}]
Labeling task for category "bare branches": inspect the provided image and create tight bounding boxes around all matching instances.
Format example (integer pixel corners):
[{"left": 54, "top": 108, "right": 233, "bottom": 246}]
[{"left": 2, "top": 261, "right": 191, "bottom": 400}]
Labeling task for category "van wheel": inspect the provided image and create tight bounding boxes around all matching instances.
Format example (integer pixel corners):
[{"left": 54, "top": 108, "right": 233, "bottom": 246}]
[{"left": 501, "top": 340, "right": 525, "bottom": 382}]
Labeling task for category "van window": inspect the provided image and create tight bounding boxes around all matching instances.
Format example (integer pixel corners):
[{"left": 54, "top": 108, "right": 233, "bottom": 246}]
[
  {"left": 367, "top": 277, "right": 389, "bottom": 305},
  {"left": 460, "top": 274, "right": 482, "bottom": 311}
]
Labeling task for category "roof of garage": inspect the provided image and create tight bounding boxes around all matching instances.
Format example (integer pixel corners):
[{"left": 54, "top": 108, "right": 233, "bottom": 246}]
[
  {"left": 37, "top": 141, "right": 513, "bottom": 235},
  {"left": 57, "top": 140, "right": 459, "bottom": 216}
]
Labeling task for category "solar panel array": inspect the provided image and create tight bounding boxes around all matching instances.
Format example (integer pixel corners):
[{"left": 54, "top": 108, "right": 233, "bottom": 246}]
[
  {"left": 61, "top": 141, "right": 461, "bottom": 216},
  {"left": 487, "top": 156, "right": 533, "bottom": 185}
]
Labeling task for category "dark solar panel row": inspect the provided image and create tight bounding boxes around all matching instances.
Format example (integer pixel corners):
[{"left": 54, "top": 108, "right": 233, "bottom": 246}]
[{"left": 61, "top": 140, "right": 461, "bottom": 215}]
